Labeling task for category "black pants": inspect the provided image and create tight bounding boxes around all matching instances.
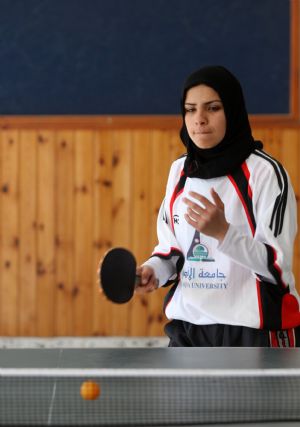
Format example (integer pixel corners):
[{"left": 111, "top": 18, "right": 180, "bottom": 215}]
[{"left": 165, "top": 319, "right": 300, "bottom": 347}]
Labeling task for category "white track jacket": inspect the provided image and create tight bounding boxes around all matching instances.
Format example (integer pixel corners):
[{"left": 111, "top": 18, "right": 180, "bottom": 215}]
[{"left": 144, "top": 149, "right": 300, "bottom": 331}]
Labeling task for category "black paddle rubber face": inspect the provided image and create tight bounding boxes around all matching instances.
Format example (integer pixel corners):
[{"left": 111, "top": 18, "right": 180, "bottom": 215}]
[{"left": 100, "top": 248, "right": 137, "bottom": 304}]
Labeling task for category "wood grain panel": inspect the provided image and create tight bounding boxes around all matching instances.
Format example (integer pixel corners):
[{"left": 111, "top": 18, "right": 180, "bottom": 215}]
[
  {"left": 0, "top": 131, "right": 19, "bottom": 334},
  {"left": 55, "top": 131, "right": 75, "bottom": 336},
  {"left": 36, "top": 131, "right": 56, "bottom": 336},
  {"left": 92, "top": 130, "right": 115, "bottom": 336},
  {"left": 73, "top": 131, "right": 94, "bottom": 335},
  {"left": 109, "top": 131, "right": 132, "bottom": 335},
  {"left": 130, "top": 130, "right": 152, "bottom": 336},
  {"left": 0, "top": 123, "right": 298, "bottom": 337},
  {"left": 19, "top": 131, "right": 37, "bottom": 335},
  {"left": 280, "top": 129, "right": 300, "bottom": 291},
  {"left": 147, "top": 130, "right": 177, "bottom": 336}
]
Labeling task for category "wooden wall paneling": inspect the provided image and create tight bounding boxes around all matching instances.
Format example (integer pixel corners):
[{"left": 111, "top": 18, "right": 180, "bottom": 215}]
[
  {"left": 36, "top": 131, "right": 56, "bottom": 336},
  {"left": 253, "top": 127, "right": 282, "bottom": 165},
  {"left": 252, "top": 128, "right": 271, "bottom": 153},
  {"left": 0, "top": 130, "right": 19, "bottom": 335},
  {"left": 73, "top": 130, "right": 94, "bottom": 335},
  {"left": 265, "top": 128, "right": 282, "bottom": 159},
  {"left": 92, "top": 130, "right": 115, "bottom": 336},
  {"left": 0, "top": 131, "right": 2, "bottom": 332},
  {"left": 55, "top": 130, "right": 75, "bottom": 336},
  {"left": 0, "top": 122, "right": 299, "bottom": 337},
  {"left": 279, "top": 129, "right": 299, "bottom": 190},
  {"left": 169, "top": 131, "right": 184, "bottom": 163},
  {"left": 290, "top": 0, "right": 300, "bottom": 118},
  {"left": 131, "top": 130, "right": 152, "bottom": 263},
  {"left": 110, "top": 130, "right": 133, "bottom": 335},
  {"left": 279, "top": 128, "right": 300, "bottom": 292},
  {"left": 129, "top": 130, "right": 153, "bottom": 336},
  {"left": 19, "top": 130, "right": 37, "bottom": 335},
  {"left": 146, "top": 130, "right": 175, "bottom": 336},
  {"left": 296, "top": 197, "right": 300, "bottom": 295},
  {"left": 149, "top": 130, "right": 174, "bottom": 249}
]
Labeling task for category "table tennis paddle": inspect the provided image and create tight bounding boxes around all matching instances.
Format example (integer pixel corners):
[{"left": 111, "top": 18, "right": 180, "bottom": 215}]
[{"left": 99, "top": 247, "right": 140, "bottom": 304}]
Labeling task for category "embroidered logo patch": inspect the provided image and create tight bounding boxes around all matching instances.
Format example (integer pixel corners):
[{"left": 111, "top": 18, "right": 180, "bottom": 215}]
[{"left": 187, "top": 230, "right": 215, "bottom": 262}]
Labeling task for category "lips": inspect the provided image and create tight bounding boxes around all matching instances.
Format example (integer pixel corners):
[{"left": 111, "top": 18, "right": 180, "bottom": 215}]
[{"left": 193, "top": 130, "right": 212, "bottom": 135}]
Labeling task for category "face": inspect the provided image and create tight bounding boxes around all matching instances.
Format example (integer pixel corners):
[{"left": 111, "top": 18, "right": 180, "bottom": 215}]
[{"left": 184, "top": 84, "right": 226, "bottom": 149}]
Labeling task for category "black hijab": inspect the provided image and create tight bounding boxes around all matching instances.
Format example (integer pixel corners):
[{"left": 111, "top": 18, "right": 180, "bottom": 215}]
[{"left": 180, "top": 66, "right": 263, "bottom": 179}]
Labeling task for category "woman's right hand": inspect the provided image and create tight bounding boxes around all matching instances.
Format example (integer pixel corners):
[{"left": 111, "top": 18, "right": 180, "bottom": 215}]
[{"left": 135, "top": 265, "right": 159, "bottom": 294}]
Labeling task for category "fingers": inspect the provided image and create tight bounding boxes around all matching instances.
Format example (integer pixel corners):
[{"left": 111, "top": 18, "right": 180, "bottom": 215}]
[
  {"left": 135, "top": 279, "right": 158, "bottom": 293},
  {"left": 184, "top": 212, "right": 199, "bottom": 229},
  {"left": 183, "top": 189, "right": 223, "bottom": 215},
  {"left": 137, "top": 266, "right": 152, "bottom": 285},
  {"left": 97, "top": 260, "right": 103, "bottom": 289},
  {"left": 184, "top": 191, "right": 214, "bottom": 209},
  {"left": 183, "top": 192, "right": 210, "bottom": 225},
  {"left": 135, "top": 265, "right": 158, "bottom": 294},
  {"left": 183, "top": 189, "right": 228, "bottom": 241},
  {"left": 210, "top": 188, "right": 224, "bottom": 209}
]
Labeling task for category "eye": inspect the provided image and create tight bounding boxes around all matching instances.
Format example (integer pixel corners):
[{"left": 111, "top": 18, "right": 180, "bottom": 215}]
[
  {"left": 207, "top": 104, "right": 222, "bottom": 112},
  {"left": 184, "top": 106, "right": 196, "bottom": 113}
]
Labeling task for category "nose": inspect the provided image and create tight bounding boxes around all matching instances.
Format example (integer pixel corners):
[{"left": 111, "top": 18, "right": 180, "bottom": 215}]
[{"left": 195, "top": 110, "right": 208, "bottom": 125}]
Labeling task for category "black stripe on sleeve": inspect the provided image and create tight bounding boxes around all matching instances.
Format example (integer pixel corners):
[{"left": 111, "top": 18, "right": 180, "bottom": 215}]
[
  {"left": 262, "top": 243, "right": 286, "bottom": 289},
  {"left": 150, "top": 249, "right": 185, "bottom": 287},
  {"left": 229, "top": 166, "right": 256, "bottom": 232},
  {"left": 254, "top": 150, "right": 288, "bottom": 237}
]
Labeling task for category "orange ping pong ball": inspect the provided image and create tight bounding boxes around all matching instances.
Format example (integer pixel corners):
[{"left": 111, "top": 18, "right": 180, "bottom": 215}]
[{"left": 80, "top": 380, "right": 100, "bottom": 400}]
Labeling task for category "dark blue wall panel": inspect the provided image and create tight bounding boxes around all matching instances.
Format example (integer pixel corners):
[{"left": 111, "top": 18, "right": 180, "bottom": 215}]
[{"left": 0, "top": 0, "right": 290, "bottom": 114}]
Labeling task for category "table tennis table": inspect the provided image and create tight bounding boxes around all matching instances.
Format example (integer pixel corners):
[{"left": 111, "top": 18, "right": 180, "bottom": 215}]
[{"left": 0, "top": 347, "right": 300, "bottom": 426}]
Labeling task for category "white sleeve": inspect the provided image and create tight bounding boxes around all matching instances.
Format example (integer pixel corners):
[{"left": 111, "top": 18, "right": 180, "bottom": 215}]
[
  {"left": 142, "top": 198, "right": 184, "bottom": 287},
  {"left": 218, "top": 167, "right": 297, "bottom": 286},
  {"left": 142, "top": 256, "right": 178, "bottom": 287}
]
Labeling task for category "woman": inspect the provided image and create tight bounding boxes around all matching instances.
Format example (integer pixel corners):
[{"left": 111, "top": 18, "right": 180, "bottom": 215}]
[{"left": 136, "top": 65, "right": 300, "bottom": 347}]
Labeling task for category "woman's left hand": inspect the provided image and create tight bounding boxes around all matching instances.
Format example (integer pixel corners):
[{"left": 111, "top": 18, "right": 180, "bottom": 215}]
[{"left": 183, "top": 188, "right": 229, "bottom": 243}]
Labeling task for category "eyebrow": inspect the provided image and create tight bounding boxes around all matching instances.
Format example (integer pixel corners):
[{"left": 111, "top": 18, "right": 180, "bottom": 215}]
[{"left": 184, "top": 99, "right": 222, "bottom": 106}]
